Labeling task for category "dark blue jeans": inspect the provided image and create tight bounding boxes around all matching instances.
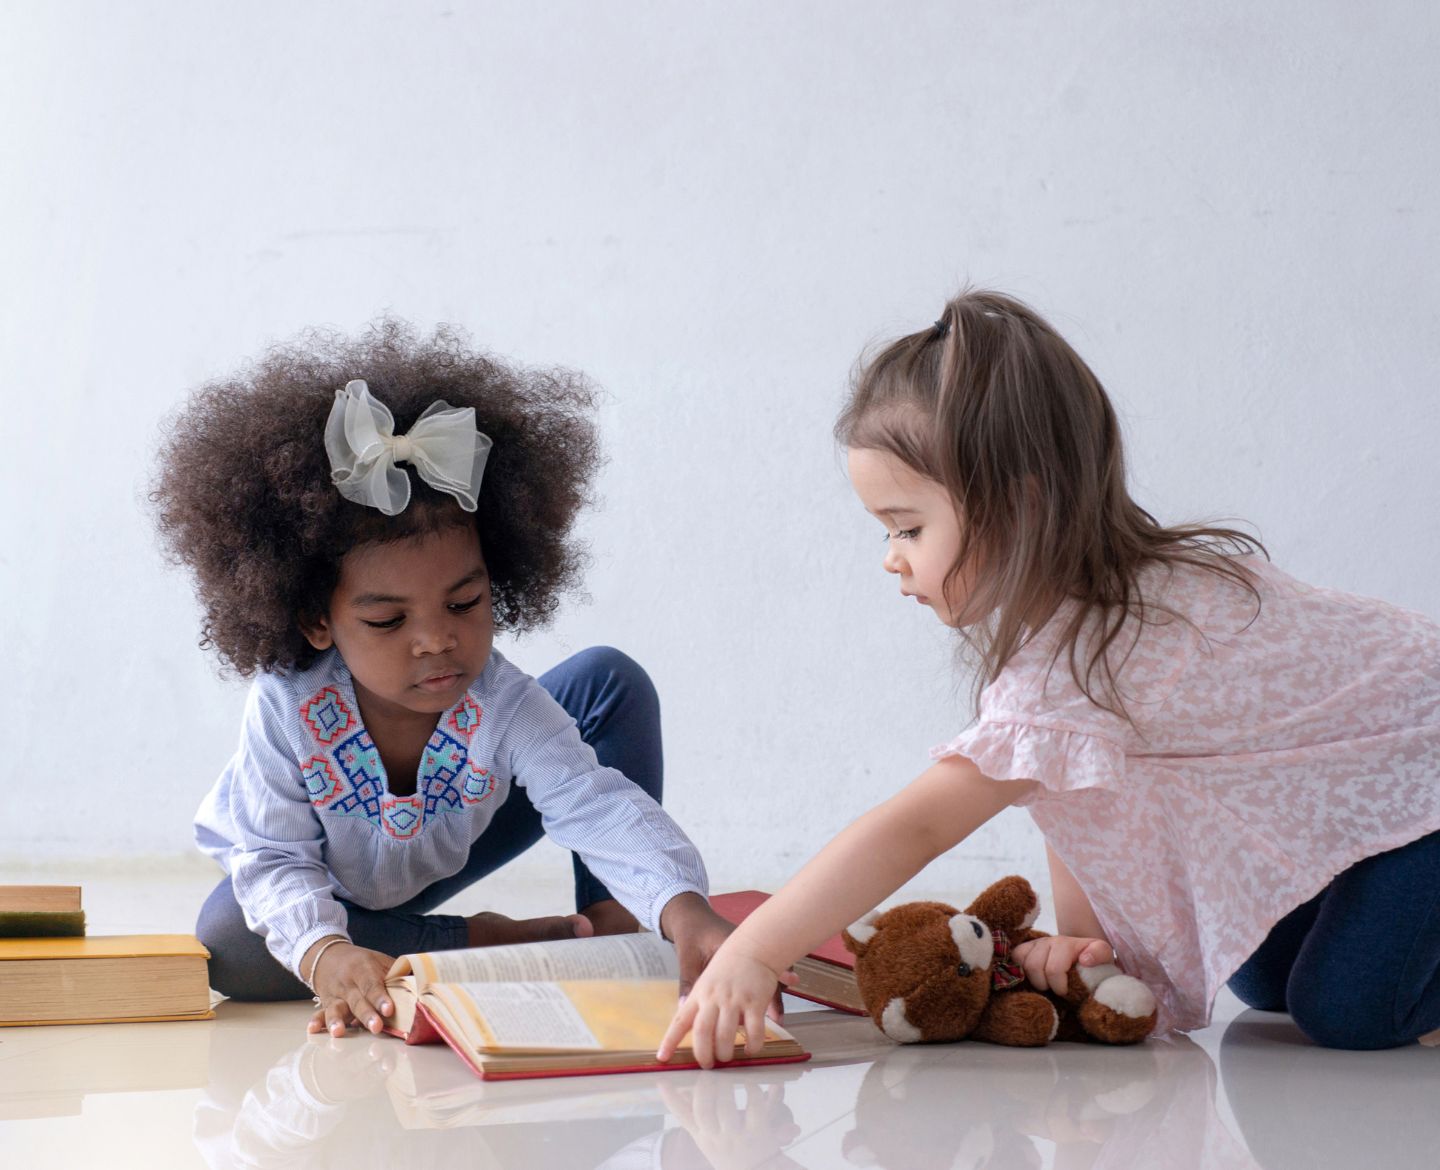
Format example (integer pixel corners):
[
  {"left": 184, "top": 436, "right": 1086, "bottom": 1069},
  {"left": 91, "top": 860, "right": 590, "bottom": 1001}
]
[
  {"left": 1227, "top": 827, "right": 1440, "bottom": 1049},
  {"left": 197, "top": 646, "right": 663, "bottom": 1001}
]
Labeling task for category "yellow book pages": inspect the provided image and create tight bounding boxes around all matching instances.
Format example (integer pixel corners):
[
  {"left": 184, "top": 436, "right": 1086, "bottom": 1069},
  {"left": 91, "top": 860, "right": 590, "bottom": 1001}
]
[
  {"left": 434, "top": 979, "right": 669, "bottom": 1052},
  {"left": 556, "top": 980, "right": 684, "bottom": 1051},
  {"left": 0, "top": 935, "right": 209, "bottom": 961},
  {"left": 432, "top": 979, "right": 786, "bottom": 1055},
  {"left": 555, "top": 981, "right": 791, "bottom": 1051}
]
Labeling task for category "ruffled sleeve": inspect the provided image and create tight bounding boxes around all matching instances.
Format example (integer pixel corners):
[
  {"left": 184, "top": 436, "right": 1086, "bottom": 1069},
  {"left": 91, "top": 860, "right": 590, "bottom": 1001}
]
[{"left": 930, "top": 719, "right": 1126, "bottom": 801}]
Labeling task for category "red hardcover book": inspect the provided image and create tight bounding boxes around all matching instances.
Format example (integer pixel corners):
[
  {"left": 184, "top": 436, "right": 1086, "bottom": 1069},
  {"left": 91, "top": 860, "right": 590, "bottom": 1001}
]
[
  {"left": 409, "top": 1001, "right": 809, "bottom": 1082},
  {"left": 709, "top": 891, "right": 866, "bottom": 1016},
  {"left": 379, "top": 932, "right": 810, "bottom": 1080}
]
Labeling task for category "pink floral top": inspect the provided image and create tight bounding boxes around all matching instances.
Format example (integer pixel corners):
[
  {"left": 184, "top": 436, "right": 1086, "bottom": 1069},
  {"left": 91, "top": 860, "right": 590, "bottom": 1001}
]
[{"left": 932, "top": 557, "right": 1440, "bottom": 1033}]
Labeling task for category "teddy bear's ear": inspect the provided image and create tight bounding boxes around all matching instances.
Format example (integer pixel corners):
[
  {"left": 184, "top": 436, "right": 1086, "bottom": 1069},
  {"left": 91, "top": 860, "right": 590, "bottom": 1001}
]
[
  {"left": 964, "top": 875, "right": 1040, "bottom": 933},
  {"left": 842, "top": 909, "right": 882, "bottom": 957}
]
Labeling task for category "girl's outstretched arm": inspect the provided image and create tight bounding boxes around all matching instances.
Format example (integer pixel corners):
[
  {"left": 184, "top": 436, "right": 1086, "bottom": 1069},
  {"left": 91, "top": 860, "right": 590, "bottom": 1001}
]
[{"left": 657, "top": 755, "right": 1031, "bottom": 1067}]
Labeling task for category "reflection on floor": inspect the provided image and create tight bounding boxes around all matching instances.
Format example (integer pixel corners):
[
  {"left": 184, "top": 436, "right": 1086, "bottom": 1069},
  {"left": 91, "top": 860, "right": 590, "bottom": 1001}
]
[{"left": 2, "top": 868, "right": 1436, "bottom": 1170}]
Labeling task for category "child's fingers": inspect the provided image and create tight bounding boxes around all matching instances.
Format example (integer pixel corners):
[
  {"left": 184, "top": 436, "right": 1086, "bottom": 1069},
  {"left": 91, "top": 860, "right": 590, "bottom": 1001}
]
[
  {"left": 766, "top": 969, "right": 796, "bottom": 1021},
  {"left": 1079, "top": 940, "right": 1115, "bottom": 966},
  {"left": 744, "top": 1006, "right": 768, "bottom": 1057},
  {"left": 347, "top": 990, "right": 386, "bottom": 1034},
  {"left": 692, "top": 1002, "right": 720, "bottom": 1069},
  {"left": 352, "top": 966, "right": 392, "bottom": 1029},
  {"left": 713, "top": 1005, "right": 739, "bottom": 1065},
  {"left": 323, "top": 999, "right": 354, "bottom": 1036},
  {"left": 657, "top": 998, "right": 698, "bottom": 1063},
  {"left": 1019, "top": 941, "right": 1053, "bottom": 991},
  {"left": 1045, "top": 947, "right": 1072, "bottom": 991}
]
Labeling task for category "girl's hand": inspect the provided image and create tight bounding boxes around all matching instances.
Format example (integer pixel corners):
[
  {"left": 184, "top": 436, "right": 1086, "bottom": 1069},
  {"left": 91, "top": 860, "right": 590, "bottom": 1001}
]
[
  {"left": 659, "top": 894, "right": 739, "bottom": 999},
  {"left": 1010, "top": 934, "right": 1114, "bottom": 994},
  {"left": 303, "top": 938, "right": 397, "bottom": 1037},
  {"left": 659, "top": 893, "right": 790, "bottom": 1023},
  {"left": 656, "top": 943, "right": 795, "bottom": 1069},
  {"left": 660, "top": 893, "right": 734, "bottom": 1001}
]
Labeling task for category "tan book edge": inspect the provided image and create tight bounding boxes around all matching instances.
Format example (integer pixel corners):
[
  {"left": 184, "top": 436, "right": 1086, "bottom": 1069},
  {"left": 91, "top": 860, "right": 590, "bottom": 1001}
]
[
  {"left": 0, "top": 934, "right": 212, "bottom": 1026},
  {"left": 0, "top": 885, "right": 82, "bottom": 913}
]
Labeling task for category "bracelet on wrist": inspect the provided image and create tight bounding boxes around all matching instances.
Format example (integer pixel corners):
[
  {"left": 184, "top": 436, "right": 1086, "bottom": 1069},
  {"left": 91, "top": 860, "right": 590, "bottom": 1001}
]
[{"left": 305, "top": 937, "right": 348, "bottom": 990}]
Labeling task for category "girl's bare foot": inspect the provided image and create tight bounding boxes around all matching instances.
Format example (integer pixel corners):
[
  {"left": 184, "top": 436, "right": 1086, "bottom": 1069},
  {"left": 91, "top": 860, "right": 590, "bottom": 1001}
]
[
  {"left": 581, "top": 898, "right": 641, "bottom": 936},
  {"left": 465, "top": 911, "right": 595, "bottom": 948}
]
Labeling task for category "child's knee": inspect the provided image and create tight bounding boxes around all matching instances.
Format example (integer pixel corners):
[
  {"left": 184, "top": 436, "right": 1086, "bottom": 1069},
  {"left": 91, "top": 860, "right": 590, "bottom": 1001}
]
[
  {"left": 575, "top": 645, "right": 659, "bottom": 712},
  {"left": 196, "top": 878, "right": 308, "bottom": 1002},
  {"left": 196, "top": 877, "right": 247, "bottom": 951},
  {"left": 1286, "top": 979, "right": 1407, "bottom": 1050},
  {"left": 1226, "top": 966, "right": 1288, "bottom": 1013}
]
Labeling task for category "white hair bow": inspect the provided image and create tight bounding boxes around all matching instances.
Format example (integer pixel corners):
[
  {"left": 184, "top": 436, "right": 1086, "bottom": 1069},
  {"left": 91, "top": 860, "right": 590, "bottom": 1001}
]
[{"left": 324, "top": 380, "right": 493, "bottom": 516}]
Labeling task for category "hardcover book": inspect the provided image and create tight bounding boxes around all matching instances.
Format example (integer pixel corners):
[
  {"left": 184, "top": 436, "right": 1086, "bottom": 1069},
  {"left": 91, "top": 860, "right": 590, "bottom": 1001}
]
[
  {"left": 0, "top": 885, "right": 86, "bottom": 939},
  {"left": 0, "top": 935, "right": 213, "bottom": 1026},
  {"left": 383, "top": 932, "right": 808, "bottom": 1081}
]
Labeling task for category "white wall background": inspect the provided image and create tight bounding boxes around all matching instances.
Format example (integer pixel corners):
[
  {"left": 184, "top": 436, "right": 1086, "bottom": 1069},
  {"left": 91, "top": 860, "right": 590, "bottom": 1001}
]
[{"left": 2, "top": 2, "right": 1437, "bottom": 902}]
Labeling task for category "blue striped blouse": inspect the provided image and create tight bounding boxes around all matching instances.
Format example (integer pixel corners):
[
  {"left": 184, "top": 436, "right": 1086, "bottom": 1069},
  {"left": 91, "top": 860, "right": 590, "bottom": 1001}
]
[{"left": 194, "top": 648, "right": 708, "bottom": 976}]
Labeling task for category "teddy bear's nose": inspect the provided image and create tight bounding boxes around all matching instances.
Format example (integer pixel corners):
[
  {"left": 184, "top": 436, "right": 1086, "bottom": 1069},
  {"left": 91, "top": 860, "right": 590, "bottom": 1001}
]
[{"left": 971, "top": 921, "right": 984, "bottom": 938}]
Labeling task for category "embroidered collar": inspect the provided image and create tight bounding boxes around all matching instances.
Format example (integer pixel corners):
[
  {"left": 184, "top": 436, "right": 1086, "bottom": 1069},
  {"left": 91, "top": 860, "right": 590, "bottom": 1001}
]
[{"left": 297, "top": 663, "right": 495, "bottom": 839}]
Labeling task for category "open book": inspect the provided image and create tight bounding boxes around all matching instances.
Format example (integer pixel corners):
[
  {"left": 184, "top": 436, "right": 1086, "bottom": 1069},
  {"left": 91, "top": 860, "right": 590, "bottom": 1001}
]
[{"left": 383, "top": 933, "right": 808, "bottom": 1081}]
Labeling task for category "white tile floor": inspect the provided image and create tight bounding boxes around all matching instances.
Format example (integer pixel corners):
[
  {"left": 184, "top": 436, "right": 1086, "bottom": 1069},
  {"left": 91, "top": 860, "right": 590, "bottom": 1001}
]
[{"left": 2, "top": 866, "right": 1436, "bottom": 1170}]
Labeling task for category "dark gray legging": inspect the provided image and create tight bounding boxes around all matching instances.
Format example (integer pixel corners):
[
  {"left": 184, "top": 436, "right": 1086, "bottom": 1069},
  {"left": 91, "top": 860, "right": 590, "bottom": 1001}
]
[{"left": 197, "top": 646, "right": 663, "bottom": 1001}]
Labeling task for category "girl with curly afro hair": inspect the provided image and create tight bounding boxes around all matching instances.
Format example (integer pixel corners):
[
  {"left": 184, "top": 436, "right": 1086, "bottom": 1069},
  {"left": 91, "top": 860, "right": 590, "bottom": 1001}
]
[{"left": 155, "top": 320, "right": 735, "bottom": 1035}]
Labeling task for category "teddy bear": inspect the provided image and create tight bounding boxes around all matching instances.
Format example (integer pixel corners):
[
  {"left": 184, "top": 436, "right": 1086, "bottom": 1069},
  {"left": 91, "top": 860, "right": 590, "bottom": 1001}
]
[{"left": 842, "top": 875, "right": 1157, "bottom": 1047}]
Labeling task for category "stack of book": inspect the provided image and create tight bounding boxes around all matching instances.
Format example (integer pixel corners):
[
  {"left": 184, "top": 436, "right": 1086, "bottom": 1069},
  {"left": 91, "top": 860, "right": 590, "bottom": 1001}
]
[{"left": 0, "top": 885, "right": 213, "bottom": 1027}]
